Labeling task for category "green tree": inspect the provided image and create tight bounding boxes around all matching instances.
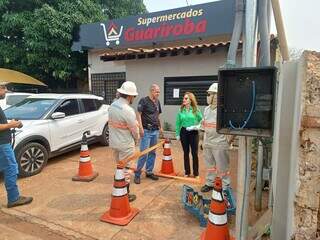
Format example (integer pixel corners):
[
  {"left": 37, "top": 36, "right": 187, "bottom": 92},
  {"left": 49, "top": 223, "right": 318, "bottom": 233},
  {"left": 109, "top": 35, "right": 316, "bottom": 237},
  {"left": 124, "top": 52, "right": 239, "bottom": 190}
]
[
  {"left": 0, "top": 0, "right": 146, "bottom": 90},
  {"left": 97, "top": 0, "right": 147, "bottom": 19}
]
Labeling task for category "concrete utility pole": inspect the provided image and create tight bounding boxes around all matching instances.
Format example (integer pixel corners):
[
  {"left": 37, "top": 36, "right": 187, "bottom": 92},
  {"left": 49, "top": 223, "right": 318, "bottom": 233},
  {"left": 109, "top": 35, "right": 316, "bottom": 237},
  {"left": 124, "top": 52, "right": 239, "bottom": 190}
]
[
  {"left": 235, "top": 0, "right": 258, "bottom": 239},
  {"left": 271, "top": 0, "right": 289, "bottom": 61}
]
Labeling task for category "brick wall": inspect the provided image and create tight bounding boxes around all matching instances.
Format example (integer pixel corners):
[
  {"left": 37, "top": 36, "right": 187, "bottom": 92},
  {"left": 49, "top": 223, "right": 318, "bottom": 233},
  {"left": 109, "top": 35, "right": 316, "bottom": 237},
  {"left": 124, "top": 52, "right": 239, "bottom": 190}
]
[{"left": 295, "top": 51, "right": 320, "bottom": 240}]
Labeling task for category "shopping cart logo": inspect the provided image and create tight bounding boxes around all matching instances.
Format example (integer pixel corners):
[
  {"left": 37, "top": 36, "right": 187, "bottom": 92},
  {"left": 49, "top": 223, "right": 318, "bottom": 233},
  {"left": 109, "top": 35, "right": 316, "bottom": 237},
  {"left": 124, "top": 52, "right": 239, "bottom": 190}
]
[{"left": 100, "top": 22, "right": 123, "bottom": 46}]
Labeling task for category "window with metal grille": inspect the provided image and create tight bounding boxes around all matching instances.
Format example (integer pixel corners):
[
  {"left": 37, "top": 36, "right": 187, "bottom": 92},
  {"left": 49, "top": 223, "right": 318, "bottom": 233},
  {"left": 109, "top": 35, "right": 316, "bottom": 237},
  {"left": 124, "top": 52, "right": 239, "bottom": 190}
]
[
  {"left": 91, "top": 72, "right": 125, "bottom": 104},
  {"left": 164, "top": 76, "right": 218, "bottom": 105}
]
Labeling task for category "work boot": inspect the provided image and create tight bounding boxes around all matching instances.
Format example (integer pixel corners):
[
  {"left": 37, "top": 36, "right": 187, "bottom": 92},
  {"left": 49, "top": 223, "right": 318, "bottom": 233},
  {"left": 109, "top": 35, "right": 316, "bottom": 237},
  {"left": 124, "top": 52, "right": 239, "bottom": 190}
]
[
  {"left": 128, "top": 194, "right": 137, "bottom": 202},
  {"left": 134, "top": 176, "right": 141, "bottom": 184},
  {"left": 200, "top": 185, "right": 214, "bottom": 193},
  {"left": 146, "top": 173, "right": 159, "bottom": 181},
  {"left": 7, "top": 196, "right": 33, "bottom": 208}
]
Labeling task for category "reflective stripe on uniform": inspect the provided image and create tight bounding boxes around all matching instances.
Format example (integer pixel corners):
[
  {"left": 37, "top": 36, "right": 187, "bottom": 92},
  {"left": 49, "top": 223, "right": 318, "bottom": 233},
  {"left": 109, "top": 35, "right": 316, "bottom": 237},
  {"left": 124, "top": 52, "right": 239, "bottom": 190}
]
[
  {"left": 112, "top": 187, "right": 128, "bottom": 197},
  {"left": 115, "top": 168, "right": 125, "bottom": 180},
  {"left": 211, "top": 189, "right": 223, "bottom": 201},
  {"left": 80, "top": 156, "right": 91, "bottom": 163},
  {"left": 109, "top": 120, "right": 129, "bottom": 129},
  {"left": 208, "top": 211, "right": 227, "bottom": 225},
  {"left": 202, "top": 121, "right": 216, "bottom": 128},
  {"left": 163, "top": 155, "right": 172, "bottom": 161},
  {"left": 109, "top": 120, "right": 139, "bottom": 136}
]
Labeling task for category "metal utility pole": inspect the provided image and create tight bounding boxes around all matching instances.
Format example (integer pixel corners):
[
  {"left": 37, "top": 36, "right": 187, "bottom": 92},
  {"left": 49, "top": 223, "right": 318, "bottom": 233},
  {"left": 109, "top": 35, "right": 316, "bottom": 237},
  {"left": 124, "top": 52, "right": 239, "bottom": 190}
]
[{"left": 235, "top": 0, "right": 258, "bottom": 239}]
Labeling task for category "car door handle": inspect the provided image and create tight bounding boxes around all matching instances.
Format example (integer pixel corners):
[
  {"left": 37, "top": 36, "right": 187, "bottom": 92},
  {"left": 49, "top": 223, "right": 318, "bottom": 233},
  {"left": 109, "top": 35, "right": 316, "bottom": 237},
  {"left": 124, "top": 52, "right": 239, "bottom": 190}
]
[{"left": 77, "top": 119, "right": 84, "bottom": 123}]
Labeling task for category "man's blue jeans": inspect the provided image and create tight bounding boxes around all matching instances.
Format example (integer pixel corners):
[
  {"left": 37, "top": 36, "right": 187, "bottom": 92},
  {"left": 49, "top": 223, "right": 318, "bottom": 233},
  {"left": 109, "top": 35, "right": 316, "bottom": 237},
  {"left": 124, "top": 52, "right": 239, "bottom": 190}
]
[
  {"left": 135, "top": 129, "right": 159, "bottom": 178},
  {"left": 0, "top": 143, "right": 20, "bottom": 203}
]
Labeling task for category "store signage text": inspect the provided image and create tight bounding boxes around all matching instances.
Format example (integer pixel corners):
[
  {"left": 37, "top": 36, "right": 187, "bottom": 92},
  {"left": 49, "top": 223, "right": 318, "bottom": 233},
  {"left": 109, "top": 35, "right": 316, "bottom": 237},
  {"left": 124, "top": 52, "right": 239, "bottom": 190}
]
[
  {"left": 71, "top": 0, "right": 235, "bottom": 51},
  {"left": 124, "top": 18, "right": 207, "bottom": 42}
]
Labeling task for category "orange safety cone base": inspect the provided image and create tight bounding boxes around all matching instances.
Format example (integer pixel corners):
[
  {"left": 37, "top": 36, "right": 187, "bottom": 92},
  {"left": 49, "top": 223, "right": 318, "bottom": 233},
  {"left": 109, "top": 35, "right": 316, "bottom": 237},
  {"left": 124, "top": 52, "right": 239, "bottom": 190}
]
[
  {"left": 72, "top": 172, "right": 98, "bottom": 182},
  {"left": 159, "top": 161, "right": 177, "bottom": 175},
  {"left": 201, "top": 231, "right": 235, "bottom": 240},
  {"left": 100, "top": 208, "right": 139, "bottom": 226}
]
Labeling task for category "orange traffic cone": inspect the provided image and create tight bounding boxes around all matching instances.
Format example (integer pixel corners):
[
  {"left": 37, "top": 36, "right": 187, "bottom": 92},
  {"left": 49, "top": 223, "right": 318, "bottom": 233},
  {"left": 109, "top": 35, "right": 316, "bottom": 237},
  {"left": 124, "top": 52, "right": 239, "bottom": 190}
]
[
  {"left": 100, "top": 167, "right": 139, "bottom": 225},
  {"left": 201, "top": 177, "right": 234, "bottom": 240},
  {"left": 159, "top": 139, "right": 177, "bottom": 175},
  {"left": 72, "top": 131, "right": 98, "bottom": 182}
]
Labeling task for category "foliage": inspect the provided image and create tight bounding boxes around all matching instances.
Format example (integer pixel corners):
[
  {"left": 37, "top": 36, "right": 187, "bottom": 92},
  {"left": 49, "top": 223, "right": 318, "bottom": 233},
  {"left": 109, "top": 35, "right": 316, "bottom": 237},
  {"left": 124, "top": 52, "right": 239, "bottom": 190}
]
[
  {"left": 97, "top": 0, "right": 147, "bottom": 19},
  {"left": 0, "top": 0, "right": 146, "bottom": 89}
]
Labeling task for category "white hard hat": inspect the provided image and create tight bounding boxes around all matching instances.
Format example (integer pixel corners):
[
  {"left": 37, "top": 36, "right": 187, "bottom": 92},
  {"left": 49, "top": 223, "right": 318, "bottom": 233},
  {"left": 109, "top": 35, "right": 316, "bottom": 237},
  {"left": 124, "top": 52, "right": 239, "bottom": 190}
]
[
  {"left": 207, "top": 83, "right": 218, "bottom": 93},
  {"left": 117, "top": 81, "right": 138, "bottom": 96}
]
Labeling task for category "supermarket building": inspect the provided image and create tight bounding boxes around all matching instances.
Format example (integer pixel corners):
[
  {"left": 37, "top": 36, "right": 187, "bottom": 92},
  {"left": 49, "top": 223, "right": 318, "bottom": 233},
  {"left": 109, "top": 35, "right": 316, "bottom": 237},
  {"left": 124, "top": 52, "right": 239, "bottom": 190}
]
[{"left": 72, "top": 0, "right": 277, "bottom": 127}]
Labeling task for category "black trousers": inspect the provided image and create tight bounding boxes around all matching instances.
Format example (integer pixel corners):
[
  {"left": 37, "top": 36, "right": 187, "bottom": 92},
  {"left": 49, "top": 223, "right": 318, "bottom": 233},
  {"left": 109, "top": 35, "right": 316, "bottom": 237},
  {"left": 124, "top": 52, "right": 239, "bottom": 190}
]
[{"left": 180, "top": 127, "right": 199, "bottom": 176}]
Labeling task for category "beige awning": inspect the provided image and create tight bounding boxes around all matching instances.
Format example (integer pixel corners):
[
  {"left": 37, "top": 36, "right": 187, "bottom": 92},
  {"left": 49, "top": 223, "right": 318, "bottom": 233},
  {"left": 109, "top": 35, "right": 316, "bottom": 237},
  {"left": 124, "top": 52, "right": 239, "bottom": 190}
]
[{"left": 0, "top": 68, "right": 47, "bottom": 86}]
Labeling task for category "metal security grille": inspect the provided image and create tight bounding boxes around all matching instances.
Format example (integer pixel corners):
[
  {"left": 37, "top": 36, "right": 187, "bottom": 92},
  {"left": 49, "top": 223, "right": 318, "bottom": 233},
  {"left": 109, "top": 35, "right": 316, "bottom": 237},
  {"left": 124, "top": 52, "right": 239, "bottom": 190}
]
[
  {"left": 91, "top": 72, "right": 125, "bottom": 104},
  {"left": 164, "top": 76, "right": 217, "bottom": 105}
]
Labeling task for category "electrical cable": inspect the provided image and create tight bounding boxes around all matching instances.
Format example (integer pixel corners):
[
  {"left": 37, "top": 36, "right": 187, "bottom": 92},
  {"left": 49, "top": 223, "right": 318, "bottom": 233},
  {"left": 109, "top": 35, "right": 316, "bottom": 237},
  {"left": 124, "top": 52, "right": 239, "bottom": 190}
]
[{"left": 229, "top": 81, "right": 256, "bottom": 130}]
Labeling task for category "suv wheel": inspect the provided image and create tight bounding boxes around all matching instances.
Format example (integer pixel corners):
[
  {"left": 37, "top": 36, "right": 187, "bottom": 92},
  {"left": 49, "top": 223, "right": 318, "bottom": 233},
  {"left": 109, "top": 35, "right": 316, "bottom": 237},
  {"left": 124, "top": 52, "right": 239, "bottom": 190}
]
[
  {"left": 99, "top": 124, "right": 109, "bottom": 146},
  {"left": 16, "top": 142, "right": 48, "bottom": 177}
]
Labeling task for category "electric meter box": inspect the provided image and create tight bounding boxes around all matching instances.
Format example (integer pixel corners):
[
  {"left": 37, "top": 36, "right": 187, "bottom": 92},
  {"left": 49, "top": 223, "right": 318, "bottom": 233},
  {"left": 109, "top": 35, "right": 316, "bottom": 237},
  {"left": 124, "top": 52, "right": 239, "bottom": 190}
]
[{"left": 217, "top": 67, "right": 277, "bottom": 137}]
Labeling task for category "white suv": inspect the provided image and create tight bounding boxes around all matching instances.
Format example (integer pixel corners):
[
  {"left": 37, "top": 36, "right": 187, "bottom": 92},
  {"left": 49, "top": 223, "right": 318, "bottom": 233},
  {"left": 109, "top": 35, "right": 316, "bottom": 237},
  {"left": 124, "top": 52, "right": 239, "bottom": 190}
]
[{"left": 4, "top": 94, "right": 109, "bottom": 177}]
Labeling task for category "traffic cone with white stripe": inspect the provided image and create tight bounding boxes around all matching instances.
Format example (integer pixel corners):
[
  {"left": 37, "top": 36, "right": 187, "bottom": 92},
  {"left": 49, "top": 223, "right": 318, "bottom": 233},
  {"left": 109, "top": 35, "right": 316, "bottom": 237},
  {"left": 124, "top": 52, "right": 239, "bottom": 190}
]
[
  {"left": 201, "top": 177, "right": 234, "bottom": 240},
  {"left": 72, "top": 131, "right": 98, "bottom": 182},
  {"left": 159, "top": 139, "right": 177, "bottom": 175},
  {"left": 100, "top": 167, "right": 139, "bottom": 225}
]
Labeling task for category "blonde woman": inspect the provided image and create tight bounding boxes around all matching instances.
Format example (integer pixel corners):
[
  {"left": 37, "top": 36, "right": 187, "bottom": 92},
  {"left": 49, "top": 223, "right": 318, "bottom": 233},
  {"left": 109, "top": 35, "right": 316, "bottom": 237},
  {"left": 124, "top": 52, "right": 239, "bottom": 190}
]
[{"left": 175, "top": 92, "right": 202, "bottom": 178}]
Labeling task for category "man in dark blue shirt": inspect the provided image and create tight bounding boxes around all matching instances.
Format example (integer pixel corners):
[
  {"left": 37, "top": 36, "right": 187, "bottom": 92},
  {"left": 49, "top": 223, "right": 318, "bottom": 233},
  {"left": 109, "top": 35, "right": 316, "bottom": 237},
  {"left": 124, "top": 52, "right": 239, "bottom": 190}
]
[
  {"left": 0, "top": 83, "right": 33, "bottom": 208},
  {"left": 134, "top": 84, "right": 162, "bottom": 184}
]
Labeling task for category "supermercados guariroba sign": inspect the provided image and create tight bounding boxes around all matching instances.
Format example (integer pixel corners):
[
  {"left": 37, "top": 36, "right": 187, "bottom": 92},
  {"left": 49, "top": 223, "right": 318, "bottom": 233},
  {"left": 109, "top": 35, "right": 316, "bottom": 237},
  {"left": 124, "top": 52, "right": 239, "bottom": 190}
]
[
  {"left": 72, "top": 0, "right": 235, "bottom": 51},
  {"left": 123, "top": 10, "right": 206, "bottom": 42}
]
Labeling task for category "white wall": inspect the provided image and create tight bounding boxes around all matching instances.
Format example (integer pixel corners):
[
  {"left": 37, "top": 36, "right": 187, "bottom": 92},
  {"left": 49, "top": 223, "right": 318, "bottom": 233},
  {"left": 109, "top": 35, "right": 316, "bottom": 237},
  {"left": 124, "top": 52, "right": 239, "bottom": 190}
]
[
  {"left": 125, "top": 47, "right": 241, "bottom": 129},
  {"left": 88, "top": 51, "right": 126, "bottom": 74}
]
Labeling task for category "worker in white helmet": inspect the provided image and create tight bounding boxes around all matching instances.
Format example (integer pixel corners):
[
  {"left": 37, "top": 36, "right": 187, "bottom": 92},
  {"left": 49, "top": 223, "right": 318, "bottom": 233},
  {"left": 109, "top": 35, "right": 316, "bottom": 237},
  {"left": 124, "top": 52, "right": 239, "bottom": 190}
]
[
  {"left": 108, "top": 81, "right": 140, "bottom": 202},
  {"left": 200, "top": 82, "right": 234, "bottom": 192}
]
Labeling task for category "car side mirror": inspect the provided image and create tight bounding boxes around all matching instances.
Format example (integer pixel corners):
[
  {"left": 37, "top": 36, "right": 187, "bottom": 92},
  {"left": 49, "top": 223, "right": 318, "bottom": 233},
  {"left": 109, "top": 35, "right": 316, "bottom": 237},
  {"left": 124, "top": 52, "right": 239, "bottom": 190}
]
[{"left": 51, "top": 112, "right": 66, "bottom": 119}]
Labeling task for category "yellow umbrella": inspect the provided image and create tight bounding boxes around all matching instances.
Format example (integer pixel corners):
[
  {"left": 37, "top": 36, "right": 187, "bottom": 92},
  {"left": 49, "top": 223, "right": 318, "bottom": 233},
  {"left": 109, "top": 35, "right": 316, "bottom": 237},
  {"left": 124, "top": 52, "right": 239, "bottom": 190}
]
[{"left": 0, "top": 68, "right": 47, "bottom": 86}]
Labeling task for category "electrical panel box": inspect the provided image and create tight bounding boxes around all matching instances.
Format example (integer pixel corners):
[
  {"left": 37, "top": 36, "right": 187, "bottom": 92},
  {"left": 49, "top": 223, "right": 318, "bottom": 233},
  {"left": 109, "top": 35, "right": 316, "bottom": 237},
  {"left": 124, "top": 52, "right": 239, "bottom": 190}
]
[{"left": 217, "top": 67, "right": 277, "bottom": 137}]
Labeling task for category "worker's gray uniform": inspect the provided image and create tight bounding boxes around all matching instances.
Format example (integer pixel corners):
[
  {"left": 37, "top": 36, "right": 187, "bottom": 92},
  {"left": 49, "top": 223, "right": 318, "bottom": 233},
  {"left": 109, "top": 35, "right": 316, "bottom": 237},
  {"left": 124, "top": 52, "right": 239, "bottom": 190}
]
[
  {"left": 202, "top": 106, "right": 230, "bottom": 188},
  {"left": 108, "top": 98, "right": 139, "bottom": 182}
]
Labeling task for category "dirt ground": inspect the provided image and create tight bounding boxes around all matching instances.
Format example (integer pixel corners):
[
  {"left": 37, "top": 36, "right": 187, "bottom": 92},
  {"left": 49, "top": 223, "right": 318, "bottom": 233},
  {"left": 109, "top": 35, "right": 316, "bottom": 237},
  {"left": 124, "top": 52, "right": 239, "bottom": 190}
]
[{"left": 0, "top": 140, "right": 269, "bottom": 240}]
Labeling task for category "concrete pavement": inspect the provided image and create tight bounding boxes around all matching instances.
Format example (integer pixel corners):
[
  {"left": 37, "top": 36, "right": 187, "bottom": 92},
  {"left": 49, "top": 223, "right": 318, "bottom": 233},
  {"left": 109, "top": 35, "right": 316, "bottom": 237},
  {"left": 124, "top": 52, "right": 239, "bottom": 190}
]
[{"left": 0, "top": 141, "right": 240, "bottom": 239}]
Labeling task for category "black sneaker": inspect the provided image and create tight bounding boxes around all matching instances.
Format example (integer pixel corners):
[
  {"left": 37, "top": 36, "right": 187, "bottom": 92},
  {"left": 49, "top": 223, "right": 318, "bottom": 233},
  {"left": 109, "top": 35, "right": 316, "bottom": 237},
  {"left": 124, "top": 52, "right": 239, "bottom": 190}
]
[
  {"left": 146, "top": 173, "right": 159, "bottom": 181},
  {"left": 128, "top": 194, "right": 137, "bottom": 202},
  {"left": 7, "top": 196, "right": 33, "bottom": 208},
  {"left": 200, "top": 185, "right": 214, "bottom": 193},
  {"left": 134, "top": 176, "right": 141, "bottom": 184}
]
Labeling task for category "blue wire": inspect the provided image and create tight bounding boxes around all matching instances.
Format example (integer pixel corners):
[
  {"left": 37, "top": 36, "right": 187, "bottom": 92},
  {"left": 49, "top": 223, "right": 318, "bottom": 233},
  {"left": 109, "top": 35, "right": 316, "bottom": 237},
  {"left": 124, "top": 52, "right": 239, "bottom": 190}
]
[{"left": 229, "top": 81, "right": 256, "bottom": 130}]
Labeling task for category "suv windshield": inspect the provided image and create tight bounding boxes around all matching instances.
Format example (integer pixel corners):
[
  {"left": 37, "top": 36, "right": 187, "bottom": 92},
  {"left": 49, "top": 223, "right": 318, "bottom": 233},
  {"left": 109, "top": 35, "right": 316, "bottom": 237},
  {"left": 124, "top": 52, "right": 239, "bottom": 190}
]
[
  {"left": 7, "top": 94, "right": 31, "bottom": 106},
  {"left": 5, "top": 98, "right": 57, "bottom": 120}
]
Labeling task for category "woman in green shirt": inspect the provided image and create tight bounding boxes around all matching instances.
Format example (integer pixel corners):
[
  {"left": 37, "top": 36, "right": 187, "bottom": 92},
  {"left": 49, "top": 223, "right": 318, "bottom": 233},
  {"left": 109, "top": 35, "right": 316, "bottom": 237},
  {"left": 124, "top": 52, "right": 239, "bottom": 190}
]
[{"left": 176, "top": 92, "right": 202, "bottom": 178}]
